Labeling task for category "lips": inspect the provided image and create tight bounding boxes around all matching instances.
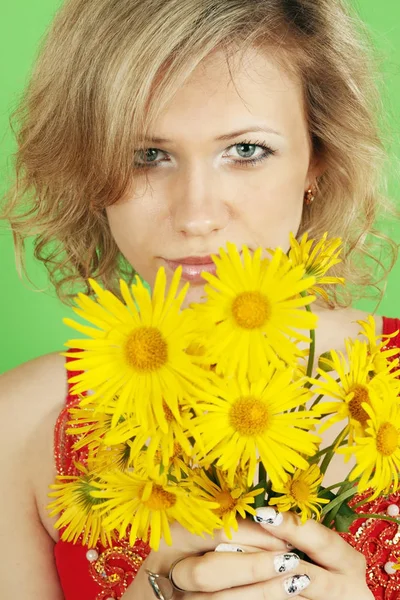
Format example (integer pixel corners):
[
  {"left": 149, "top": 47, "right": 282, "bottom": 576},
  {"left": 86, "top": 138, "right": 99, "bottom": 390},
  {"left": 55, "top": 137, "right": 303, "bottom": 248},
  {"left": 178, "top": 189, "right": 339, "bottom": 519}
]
[{"left": 163, "top": 255, "right": 217, "bottom": 284}]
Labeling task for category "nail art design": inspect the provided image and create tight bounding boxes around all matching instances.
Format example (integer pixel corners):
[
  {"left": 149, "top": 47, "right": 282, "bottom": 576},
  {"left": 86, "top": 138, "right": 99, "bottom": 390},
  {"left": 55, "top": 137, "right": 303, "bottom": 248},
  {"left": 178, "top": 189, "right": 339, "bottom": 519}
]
[
  {"left": 254, "top": 506, "right": 284, "bottom": 526},
  {"left": 284, "top": 574, "right": 311, "bottom": 596},
  {"left": 274, "top": 553, "right": 300, "bottom": 574},
  {"left": 215, "top": 543, "right": 245, "bottom": 553}
]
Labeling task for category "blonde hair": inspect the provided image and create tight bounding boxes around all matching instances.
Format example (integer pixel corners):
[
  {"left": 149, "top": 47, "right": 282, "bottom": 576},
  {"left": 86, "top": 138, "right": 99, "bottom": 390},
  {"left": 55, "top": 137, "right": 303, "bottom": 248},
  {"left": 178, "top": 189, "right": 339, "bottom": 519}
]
[{"left": 2, "top": 0, "right": 398, "bottom": 306}]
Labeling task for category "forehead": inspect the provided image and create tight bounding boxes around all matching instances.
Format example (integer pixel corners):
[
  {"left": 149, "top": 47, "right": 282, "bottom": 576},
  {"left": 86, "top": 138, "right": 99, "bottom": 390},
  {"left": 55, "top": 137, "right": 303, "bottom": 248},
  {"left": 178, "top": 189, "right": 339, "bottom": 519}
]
[{"left": 147, "top": 46, "right": 306, "bottom": 143}]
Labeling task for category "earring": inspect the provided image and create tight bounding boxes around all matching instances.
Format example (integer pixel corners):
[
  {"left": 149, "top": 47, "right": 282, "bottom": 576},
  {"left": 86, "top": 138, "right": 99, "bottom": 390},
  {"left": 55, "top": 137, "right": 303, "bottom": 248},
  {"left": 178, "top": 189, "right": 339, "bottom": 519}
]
[{"left": 304, "top": 187, "right": 315, "bottom": 206}]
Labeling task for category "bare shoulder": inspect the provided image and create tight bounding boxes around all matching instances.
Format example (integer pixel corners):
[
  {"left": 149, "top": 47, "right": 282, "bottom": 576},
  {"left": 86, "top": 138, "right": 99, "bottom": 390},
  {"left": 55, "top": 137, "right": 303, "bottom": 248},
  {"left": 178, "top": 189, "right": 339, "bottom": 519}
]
[
  {"left": 0, "top": 353, "right": 67, "bottom": 596},
  {"left": 315, "top": 305, "right": 383, "bottom": 356}
]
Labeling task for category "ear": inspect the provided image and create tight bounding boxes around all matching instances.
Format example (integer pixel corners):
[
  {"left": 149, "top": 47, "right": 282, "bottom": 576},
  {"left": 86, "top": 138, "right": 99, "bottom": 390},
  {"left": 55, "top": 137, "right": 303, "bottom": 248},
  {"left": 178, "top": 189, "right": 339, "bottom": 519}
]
[{"left": 306, "top": 152, "right": 327, "bottom": 189}]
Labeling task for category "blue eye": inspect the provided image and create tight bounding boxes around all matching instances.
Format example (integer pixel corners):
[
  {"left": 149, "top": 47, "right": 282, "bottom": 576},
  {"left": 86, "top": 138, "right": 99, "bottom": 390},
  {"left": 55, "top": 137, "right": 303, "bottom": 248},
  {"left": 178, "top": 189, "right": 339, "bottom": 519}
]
[{"left": 133, "top": 139, "right": 277, "bottom": 169}]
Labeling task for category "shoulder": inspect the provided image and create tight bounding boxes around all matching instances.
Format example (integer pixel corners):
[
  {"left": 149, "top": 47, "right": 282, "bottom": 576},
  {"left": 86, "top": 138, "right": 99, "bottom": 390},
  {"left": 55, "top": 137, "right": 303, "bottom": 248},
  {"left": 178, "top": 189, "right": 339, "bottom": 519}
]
[
  {"left": 314, "top": 305, "right": 383, "bottom": 356},
  {"left": 0, "top": 351, "right": 67, "bottom": 434}
]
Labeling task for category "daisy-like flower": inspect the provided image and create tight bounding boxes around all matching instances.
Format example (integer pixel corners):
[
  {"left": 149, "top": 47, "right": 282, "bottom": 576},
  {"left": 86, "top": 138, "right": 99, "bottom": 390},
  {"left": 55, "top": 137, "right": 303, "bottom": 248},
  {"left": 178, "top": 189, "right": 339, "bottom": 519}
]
[
  {"left": 311, "top": 338, "right": 396, "bottom": 446},
  {"left": 193, "top": 468, "right": 263, "bottom": 537},
  {"left": 90, "top": 470, "right": 221, "bottom": 550},
  {"left": 286, "top": 232, "right": 344, "bottom": 302},
  {"left": 358, "top": 315, "right": 400, "bottom": 382},
  {"left": 48, "top": 462, "right": 112, "bottom": 548},
  {"left": 63, "top": 267, "right": 209, "bottom": 432},
  {"left": 192, "top": 243, "right": 318, "bottom": 380},
  {"left": 67, "top": 402, "right": 114, "bottom": 451},
  {"left": 269, "top": 464, "right": 329, "bottom": 522},
  {"left": 337, "top": 383, "right": 400, "bottom": 499},
  {"left": 104, "top": 401, "right": 197, "bottom": 474},
  {"left": 193, "top": 365, "right": 320, "bottom": 488}
]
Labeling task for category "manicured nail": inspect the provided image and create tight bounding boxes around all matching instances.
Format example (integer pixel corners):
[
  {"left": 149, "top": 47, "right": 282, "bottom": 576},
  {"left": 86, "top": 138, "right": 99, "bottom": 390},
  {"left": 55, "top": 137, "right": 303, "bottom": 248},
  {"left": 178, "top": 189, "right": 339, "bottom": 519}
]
[
  {"left": 274, "top": 553, "right": 300, "bottom": 574},
  {"left": 215, "top": 543, "right": 245, "bottom": 553},
  {"left": 254, "top": 507, "right": 284, "bottom": 526},
  {"left": 284, "top": 574, "right": 310, "bottom": 596}
]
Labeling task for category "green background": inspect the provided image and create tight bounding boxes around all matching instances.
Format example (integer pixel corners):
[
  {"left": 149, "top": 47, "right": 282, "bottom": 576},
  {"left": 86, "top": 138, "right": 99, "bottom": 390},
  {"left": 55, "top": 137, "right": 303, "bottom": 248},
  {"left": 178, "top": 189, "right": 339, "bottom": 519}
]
[{"left": 0, "top": 1, "right": 399, "bottom": 374}]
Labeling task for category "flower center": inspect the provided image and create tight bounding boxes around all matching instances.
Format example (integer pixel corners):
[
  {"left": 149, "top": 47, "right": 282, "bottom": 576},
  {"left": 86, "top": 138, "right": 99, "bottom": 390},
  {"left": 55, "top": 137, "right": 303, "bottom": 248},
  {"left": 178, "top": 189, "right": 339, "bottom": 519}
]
[
  {"left": 231, "top": 291, "right": 271, "bottom": 329},
  {"left": 163, "top": 401, "right": 175, "bottom": 423},
  {"left": 290, "top": 479, "right": 310, "bottom": 503},
  {"left": 142, "top": 484, "right": 176, "bottom": 510},
  {"left": 125, "top": 327, "right": 168, "bottom": 372},
  {"left": 376, "top": 422, "right": 399, "bottom": 456},
  {"left": 348, "top": 385, "right": 370, "bottom": 424},
  {"left": 214, "top": 490, "right": 237, "bottom": 516},
  {"left": 230, "top": 396, "right": 269, "bottom": 436}
]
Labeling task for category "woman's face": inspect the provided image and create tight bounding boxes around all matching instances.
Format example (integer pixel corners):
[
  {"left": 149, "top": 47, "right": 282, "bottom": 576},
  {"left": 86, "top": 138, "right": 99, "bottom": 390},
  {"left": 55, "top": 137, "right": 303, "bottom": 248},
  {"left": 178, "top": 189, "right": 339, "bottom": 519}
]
[{"left": 106, "top": 46, "right": 320, "bottom": 306}]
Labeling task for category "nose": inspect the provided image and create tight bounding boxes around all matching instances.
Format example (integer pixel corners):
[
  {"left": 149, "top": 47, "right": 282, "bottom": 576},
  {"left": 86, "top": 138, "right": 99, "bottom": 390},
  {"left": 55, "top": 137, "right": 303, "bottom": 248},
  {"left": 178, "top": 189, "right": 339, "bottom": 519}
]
[{"left": 171, "top": 161, "right": 229, "bottom": 237}]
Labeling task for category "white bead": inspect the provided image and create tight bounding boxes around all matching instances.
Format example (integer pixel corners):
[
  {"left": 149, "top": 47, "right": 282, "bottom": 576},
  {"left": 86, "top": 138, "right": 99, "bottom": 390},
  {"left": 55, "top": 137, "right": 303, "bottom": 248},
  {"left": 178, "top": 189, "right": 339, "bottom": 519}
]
[
  {"left": 86, "top": 549, "right": 99, "bottom": 562},
  {"left": 387, "top": 504, "right": 400, "bottom": 517},
  {"left": 384, "top": 562, "right": 397, "bottom": 575}
]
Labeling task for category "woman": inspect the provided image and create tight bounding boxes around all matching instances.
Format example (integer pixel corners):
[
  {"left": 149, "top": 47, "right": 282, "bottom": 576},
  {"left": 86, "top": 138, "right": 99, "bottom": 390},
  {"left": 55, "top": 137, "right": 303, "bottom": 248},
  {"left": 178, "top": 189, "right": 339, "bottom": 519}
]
[{"left": 0, "top": 0, "right": 399, "bottom": 598}]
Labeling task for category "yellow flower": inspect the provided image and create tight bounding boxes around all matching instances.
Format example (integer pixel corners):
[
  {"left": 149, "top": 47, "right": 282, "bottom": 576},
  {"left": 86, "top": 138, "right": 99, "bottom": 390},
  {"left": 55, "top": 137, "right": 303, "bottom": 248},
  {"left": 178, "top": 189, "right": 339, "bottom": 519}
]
[
  {"left": 269, "top": 464, "right": 329, "bottom": 522},
  {"left": 67, "top": 402, "right": 114, "bottom": 451},
  {"left": 358, "top": 315, "right": 400, "bottom": 382},
  {"left": 193, "top": 366, "right": 320, "bottom": 487},
  {"left": 192, "top": 243, "right": 317, "bottom": 380},
  {"left": 63, "top": 267, "right": 208, "bottom": 432},
  {"left": 104, "top": 401, "right": 197, "bottom": 474},
  {"left": 90, "top": 470, "right": 221, "bottom": 550},
  {"left": 286, "top": 232, "right": 344, "bottom": 301},
  {"left": 48, "top": 462, "right": 112, "bottom": 548},
  {"left": 194, "top": 468, "right": 263, "bottom": 538},
  {"left": 337, "top": 383, "right": 400, "bottom": 499},
  {"left": 311, "top": 338, "right": 394, "bottom": 446}
]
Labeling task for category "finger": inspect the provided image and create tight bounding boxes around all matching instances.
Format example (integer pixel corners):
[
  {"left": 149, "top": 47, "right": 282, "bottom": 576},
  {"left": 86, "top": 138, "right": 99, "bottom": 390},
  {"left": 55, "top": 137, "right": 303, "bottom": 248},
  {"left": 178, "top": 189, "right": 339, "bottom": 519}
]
[
  {"left": 253, "top": 507, "right": 366, "bottom": 575},
  {"left": 212, "top": 517, "right": 290, "bottom": 552},
  {"left": 183, "top": 573, "right": 311, "bottom": 599},
  {"left": 171, "top": 550, "right": 303, "bottom": 592}
]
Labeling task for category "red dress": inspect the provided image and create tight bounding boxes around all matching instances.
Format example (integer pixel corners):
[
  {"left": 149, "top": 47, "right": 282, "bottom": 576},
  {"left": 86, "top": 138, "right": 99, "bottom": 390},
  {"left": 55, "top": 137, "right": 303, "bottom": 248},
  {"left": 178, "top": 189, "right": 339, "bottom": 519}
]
[{"left": 54, "top": 317, "right": 400, "bottom": 599}]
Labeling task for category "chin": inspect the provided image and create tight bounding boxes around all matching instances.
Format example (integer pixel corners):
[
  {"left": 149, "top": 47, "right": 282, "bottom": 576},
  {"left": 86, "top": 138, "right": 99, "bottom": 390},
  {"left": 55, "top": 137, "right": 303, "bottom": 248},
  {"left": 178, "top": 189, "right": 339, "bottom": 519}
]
[{"left": 182, "top": 283, "right": 208, "bottom": 308}]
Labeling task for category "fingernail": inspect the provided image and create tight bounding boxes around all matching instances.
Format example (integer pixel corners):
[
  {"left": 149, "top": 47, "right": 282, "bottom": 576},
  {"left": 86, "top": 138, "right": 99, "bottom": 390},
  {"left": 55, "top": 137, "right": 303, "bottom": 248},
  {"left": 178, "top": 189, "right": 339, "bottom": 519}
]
[
  {"left": 254, "top": 507, "right": 283, "bottom": 526},
  {"left": 215, "top": 543, "right": 245, "bottom": 553},
  {"left": 284, "top": 574, "right": 310, "bottom": 596},
  {"left": 274, "top": 553, "right": 300, "bottom": 574}
]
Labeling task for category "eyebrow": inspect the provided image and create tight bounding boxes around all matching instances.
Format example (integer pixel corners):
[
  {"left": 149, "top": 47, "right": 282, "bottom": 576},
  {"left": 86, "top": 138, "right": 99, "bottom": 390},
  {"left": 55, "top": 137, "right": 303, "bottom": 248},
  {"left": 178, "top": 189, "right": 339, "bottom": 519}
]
[{"left": 141, "top": 125, "right": 283, "bottom": 144}]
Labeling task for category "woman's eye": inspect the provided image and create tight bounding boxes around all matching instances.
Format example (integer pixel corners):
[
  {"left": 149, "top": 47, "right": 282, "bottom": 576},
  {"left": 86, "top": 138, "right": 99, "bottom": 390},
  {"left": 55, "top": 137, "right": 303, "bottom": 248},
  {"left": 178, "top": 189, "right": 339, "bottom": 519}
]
[{"left": 133, "top": 141, "right": 276, "bottom": 169}]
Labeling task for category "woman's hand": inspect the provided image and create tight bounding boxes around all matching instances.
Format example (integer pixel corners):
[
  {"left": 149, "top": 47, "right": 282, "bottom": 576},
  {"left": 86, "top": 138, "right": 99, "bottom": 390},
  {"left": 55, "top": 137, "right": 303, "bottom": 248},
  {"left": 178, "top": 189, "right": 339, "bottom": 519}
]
[{"left": 128, "top": 507, "right": 373, "bottom": 599}]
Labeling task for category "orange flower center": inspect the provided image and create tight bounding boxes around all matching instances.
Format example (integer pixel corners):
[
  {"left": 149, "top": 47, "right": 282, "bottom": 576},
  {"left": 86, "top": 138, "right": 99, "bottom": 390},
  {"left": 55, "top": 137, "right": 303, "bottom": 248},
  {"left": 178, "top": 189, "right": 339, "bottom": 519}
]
[
  {"left": 142, "top": 484, "right": 176, "bottom": 510},
  {"left": 348, "top": 385, "right": 370, "bottom": 425},
  {"left": 231, "top": 292, "right": 271, "bottom": 329},
  {"left": 214, "top": 490, "right": 237, "bottom": 516},
  {"left": 125, "top": 326, "right": 168, "bottom": 372},
  {"left": 290, "top": 479, "right": 310, "bottom": 503},
  {"left": 230, "top": 396, "right": 269, "bottom": 436},
  {"left": 376, "top": 422, "right": 399, "bottom": 457}
]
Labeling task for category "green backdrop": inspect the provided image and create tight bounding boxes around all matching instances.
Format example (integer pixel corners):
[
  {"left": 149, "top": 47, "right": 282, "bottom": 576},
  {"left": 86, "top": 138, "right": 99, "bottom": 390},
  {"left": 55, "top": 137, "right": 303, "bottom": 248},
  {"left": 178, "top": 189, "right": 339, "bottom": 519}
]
[{"left": 1, "top": 0, "right": 399, "bottom": 374}]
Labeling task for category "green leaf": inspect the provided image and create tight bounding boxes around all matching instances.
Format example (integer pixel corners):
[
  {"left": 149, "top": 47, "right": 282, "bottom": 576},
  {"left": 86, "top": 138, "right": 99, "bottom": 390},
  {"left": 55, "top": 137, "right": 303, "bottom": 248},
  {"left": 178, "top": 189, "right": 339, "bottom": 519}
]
[{"left": 334, "top": 503, "right": 358, "bottom": 533}]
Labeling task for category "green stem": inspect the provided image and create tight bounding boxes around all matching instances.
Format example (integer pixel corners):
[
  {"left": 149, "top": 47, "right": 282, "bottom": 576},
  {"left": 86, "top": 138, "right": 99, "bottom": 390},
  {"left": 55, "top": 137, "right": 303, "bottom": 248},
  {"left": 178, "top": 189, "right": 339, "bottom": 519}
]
[
  {"left": 355, "top": 513, "right": 400, "bottom": 525},
  {"left": 319, "top": 428, "right": 347, "bottom": 475},
  {"left": 259, "top": 462, "right": 267, "bottom": 485},
  {"left": 320, "top": 484, "right": 356, "bottom": 517},
  {"left": 309, "top": 439, "right": 347, "bottom": 464},
  {"left": 304, "top": 301, "right": 316, "bottom": 379}
]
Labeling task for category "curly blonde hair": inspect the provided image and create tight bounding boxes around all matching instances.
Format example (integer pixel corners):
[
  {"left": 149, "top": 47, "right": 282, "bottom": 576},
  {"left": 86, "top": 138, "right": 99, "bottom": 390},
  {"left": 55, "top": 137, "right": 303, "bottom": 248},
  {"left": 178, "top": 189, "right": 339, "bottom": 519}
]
[{"left": 1, "top": 0, "right": 398, "bottom": 306}]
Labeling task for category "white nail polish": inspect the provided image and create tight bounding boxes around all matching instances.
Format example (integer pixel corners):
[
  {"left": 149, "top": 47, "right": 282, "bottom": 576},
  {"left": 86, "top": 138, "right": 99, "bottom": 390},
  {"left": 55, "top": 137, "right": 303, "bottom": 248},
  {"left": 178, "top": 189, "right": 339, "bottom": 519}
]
[
  {"left": 254, "top": 507, "right": 284, "bottom": 526},
  {"left": 274, "top": 553, "right": 300, "bottom": 574},
  {"left": 215, "top": 543, "right": 245, "bottom": 553},
  {"left": 284, "top": 574, "right": 310, "bottom": 596}
]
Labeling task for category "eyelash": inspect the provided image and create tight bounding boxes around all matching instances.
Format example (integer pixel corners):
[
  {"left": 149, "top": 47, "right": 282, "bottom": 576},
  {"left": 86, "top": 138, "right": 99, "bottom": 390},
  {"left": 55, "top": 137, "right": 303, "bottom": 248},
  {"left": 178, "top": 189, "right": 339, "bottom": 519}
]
[{"left": 133, "top": 138, "right": 277, "bottom": 170}]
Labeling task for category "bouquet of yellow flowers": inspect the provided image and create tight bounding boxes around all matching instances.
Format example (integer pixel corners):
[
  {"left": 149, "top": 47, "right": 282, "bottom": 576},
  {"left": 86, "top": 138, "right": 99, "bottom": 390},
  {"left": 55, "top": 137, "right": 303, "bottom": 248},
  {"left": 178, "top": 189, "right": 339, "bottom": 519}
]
[{"left": 48, "top": 233, "right": 400, "bottom": 553}]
